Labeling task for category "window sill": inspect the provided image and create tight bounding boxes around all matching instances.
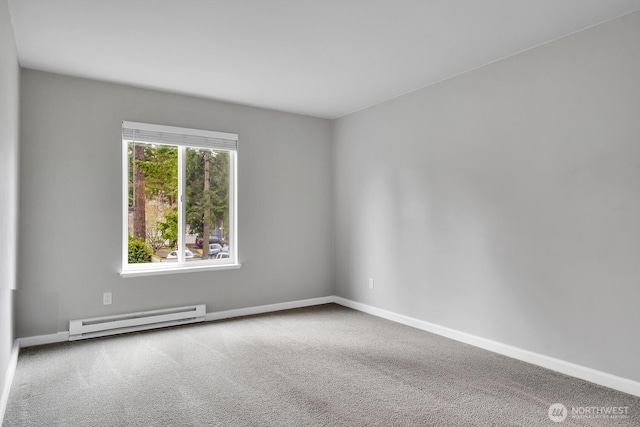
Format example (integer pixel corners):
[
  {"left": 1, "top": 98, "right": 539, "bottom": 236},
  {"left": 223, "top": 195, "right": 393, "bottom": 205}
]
[{"left": 120, "top": 263, "right": 241, "bottom": 278}]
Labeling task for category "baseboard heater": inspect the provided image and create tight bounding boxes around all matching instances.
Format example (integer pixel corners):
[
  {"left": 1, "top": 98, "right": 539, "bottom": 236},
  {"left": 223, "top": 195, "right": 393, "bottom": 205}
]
[{"left": 69, "top": 304, "right": 206, "bottom": 341}]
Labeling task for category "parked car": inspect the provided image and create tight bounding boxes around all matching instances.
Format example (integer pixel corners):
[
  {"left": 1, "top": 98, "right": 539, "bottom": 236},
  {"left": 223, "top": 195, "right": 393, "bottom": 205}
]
[
  {"left": 195, "top": 236, "right": 225, "bottom": 248},
  {"left": 208, "top": 243, "right": 222, "bottom": 258},
  {"left": 167, "top": 249, "right": 194, "bottom": 259},
  {"left": 208, "top": 243, "right": 230, "bottom": 259}
]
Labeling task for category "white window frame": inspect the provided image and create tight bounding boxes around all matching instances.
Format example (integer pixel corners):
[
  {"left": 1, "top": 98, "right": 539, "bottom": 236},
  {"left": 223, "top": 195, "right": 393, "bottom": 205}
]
[{"left": 121, "top": 121, "right": 240, "bottom": 278}]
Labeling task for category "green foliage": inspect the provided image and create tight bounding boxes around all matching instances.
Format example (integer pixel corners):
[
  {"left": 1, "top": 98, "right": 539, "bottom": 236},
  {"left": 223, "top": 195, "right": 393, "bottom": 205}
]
[
  {"left": 127, "top": 142, "right": 135, "bottom": 207},
  {"left": 135, "top": 144, "right": 179, "bottom": 205},
  {"left": 128, "top": 234, "right": 153, "bottom": 263},
  {"left": 185, "top": 149, "right": 230, "bottom": 238},
  {"left": 157, "top": 206, "right": 178, "bottom": 248}
]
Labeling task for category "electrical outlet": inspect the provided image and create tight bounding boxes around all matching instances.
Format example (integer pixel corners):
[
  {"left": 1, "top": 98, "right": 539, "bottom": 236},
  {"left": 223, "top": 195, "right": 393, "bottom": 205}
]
[
  {"left": 103, "top": 292, "right": 112, "bottom": 305},
  {"left": 369, "top": 278, "right": 374, "bottom": 290}
]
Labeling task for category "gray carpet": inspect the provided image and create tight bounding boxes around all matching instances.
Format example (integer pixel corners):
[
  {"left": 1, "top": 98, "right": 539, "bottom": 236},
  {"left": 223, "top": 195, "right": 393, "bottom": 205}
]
[{"left": 3, "top": 304, "right": 639, "bottom": 426}]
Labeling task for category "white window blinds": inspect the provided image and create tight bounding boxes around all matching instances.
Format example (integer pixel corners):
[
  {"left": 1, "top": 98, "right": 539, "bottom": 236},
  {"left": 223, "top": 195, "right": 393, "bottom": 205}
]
[{"left": 122, "top": 121, "right": 238, "bottom": 151}]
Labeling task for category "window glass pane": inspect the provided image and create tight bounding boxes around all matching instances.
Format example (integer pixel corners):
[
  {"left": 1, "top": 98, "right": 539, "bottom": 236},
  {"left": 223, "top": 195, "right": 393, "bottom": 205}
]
[
  {"left": 127, "top": 141, "right": 178, "bottom": 265},
  {"left": 185, "top": 148, "right": 231, "bottom": 262},
  {"left": 123, "top": 123, "right": 236, "bottom": 274}
]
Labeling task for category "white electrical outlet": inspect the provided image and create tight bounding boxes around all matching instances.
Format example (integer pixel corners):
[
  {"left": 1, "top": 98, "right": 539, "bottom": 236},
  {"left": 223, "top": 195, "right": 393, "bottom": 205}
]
[
  {"left": 369, "top": 278, "right": 374, "bottom": 290},
  {"left": 103, "top": 292, "right": 112, "bottom": 305}
]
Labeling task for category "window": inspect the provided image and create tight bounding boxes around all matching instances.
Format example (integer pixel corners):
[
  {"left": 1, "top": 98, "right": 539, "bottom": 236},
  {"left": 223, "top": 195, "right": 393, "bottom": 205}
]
[{"left": 121, "top": 121, "right": 238, "bottom": 277}]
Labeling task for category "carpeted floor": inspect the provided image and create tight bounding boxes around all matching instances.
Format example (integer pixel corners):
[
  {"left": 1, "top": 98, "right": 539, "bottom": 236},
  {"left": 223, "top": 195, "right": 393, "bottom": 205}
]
[{"left": 3, "top": 304, "right": 639, "bottom": 426}]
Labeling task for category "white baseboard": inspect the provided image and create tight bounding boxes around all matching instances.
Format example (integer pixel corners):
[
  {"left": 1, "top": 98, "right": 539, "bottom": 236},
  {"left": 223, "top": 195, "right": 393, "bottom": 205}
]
[
  {"left": 0, "top": 340, "right": 19, "bottom": 426},
  {"left": 333, "top": 296, "right": 640, "bottom": 397},
  {"left": 15, "top": 297, "right": 336, "bottom": 348},
  {"left": 12, "top": 296, "right": 640, "bottom": 397},
  {"left": 205, "top": 296, "right": 335, "bottom": 322},
  {"left": 17, "top": 331, "right": 69, "bottom": 348}
]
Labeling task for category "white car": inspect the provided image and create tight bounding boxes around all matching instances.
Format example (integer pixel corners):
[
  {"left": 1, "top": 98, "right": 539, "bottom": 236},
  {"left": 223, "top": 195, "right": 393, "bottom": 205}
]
[{"left": 167, "top": 249, "right": 194, "bottom": 259}]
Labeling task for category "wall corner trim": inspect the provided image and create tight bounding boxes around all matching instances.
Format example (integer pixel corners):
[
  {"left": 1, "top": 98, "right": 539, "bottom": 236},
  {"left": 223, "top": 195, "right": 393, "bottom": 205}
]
[
  {"left": 333, "top": 296, "right": 640, "bottom": 397},
  {"left": 0, "top": 340, "right": 20, "bottom": 425},
  {"left": 205, "top": 296, "right": 335, "bottom": 321}
]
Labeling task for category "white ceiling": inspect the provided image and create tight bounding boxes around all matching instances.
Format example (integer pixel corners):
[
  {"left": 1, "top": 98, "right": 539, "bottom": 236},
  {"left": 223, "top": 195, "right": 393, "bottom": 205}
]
[{"left": 7, "top": 0, "right": 640, "bottom": 119}]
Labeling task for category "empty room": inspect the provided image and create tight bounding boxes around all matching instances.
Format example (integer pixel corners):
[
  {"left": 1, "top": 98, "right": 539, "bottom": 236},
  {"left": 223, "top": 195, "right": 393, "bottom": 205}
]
[{"left": 1, "top": 1, "right": 640, "bottom": 425}]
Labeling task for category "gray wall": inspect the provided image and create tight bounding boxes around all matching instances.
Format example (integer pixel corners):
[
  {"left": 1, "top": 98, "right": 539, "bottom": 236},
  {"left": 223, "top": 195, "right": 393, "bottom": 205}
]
[
  {"left": 17, "top": 70, "right": 333, "bottom": 337},
  {"left": 0, "top": 0, "right": 19, "bottom": 392},
  {"left": 12, "top": 5, "right": 640, "bottom": 387},
  {"left": 333, "top": 11, "right": 640, "bottom": 382}
]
